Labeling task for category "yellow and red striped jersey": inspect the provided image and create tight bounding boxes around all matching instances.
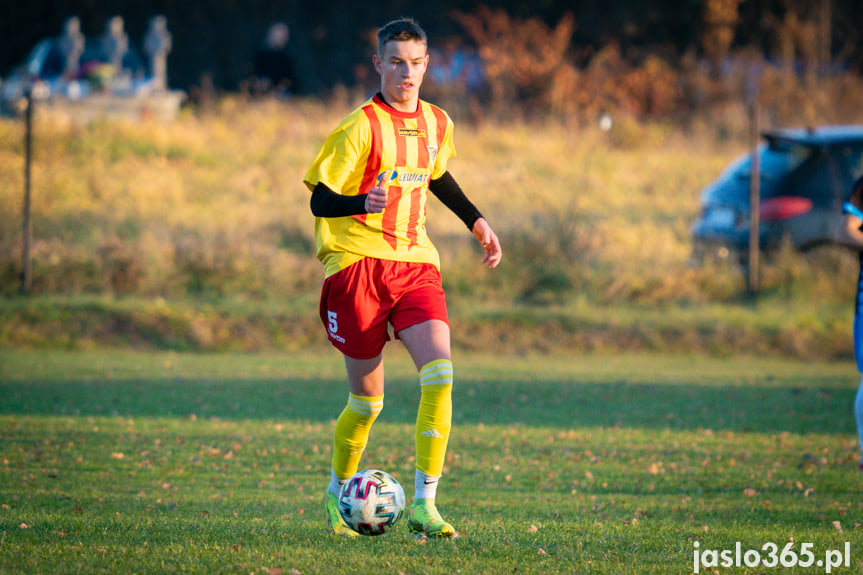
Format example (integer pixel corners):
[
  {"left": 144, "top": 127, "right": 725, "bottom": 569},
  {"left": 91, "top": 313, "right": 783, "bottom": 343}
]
[{"left": 304, "top": 93, "right": 456, "bottom": 278}]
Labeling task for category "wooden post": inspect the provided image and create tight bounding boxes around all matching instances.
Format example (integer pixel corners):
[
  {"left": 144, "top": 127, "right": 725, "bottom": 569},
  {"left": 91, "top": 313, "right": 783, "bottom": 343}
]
[
  {"left": 21, "top": 89, "right": 33, "bottom": 295},
  {"left": 748, "top": 100, "right": 761, "bottom": 295},
  {"left": 820, "top": 0, "right": 831, "bottom": 78}
]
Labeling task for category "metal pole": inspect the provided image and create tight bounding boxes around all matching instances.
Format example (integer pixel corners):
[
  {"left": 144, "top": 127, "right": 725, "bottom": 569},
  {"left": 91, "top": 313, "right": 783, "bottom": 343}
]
[
  {"left": 21, "top": 89, "right": 33, "bottom": 295},
  {"left": 748, "top": 101, "right": 761, "bottom": 295}
]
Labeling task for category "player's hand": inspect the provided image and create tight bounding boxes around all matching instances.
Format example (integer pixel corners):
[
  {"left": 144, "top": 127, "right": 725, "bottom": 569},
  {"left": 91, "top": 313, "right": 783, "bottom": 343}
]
[
  {"left": 365, "top": 185, "right": 388, "bottom": 213},
  {"left": 472, "top": 218, "right": 502, "bottom": 269}
]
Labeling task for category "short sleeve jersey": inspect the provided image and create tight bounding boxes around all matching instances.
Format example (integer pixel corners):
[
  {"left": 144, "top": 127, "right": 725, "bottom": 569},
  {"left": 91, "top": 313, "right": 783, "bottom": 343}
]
[{"left": 304, "top": 93, "right": 456, "bottom": 278}]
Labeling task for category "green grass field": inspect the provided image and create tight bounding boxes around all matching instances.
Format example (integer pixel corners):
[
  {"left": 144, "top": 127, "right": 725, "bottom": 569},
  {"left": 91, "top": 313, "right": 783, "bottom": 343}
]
[{"left": 1, "top": 349, "right": 860, "bottom": 574}]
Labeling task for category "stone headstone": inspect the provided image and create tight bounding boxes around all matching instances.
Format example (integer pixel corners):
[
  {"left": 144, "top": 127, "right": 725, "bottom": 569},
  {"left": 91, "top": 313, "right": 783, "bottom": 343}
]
[
  {"left": 59, "top": 16, "right": 85, "bottom": 79},
  {"left": 144, "top": 15, "right": 172, "bottom": 91},
  {"left": 101, "top": 16, "right": 128, "bottom": 73}
]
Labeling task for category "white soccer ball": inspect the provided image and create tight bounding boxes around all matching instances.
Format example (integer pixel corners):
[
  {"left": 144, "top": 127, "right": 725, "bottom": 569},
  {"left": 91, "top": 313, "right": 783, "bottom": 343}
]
[{"left": 338, "top": 469, "right": 406, "bottom": 536}]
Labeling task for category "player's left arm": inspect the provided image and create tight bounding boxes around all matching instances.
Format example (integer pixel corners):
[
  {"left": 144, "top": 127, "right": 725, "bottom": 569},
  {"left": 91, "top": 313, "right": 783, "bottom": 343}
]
[
  {"left": 429, "top": 172, "right": 502, "bottom": 269},
  {"left": 471, "top": 217, "right": 502, "bottom": 269}
]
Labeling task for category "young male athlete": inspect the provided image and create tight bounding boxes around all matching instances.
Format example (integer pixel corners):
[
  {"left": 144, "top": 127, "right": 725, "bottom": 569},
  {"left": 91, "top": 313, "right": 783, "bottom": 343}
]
[
  {"left": 303, "top": 17, "right": 502, "bottom": 537},
  {"left": 834, "top": 175, "right": 863, "bottom": 471}
]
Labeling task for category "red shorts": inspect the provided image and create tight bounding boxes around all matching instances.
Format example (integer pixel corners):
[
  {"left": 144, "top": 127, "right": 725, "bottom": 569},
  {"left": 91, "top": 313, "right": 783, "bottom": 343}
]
[{"left": 319, "top": 259, "right": 449, "bottom": 359}]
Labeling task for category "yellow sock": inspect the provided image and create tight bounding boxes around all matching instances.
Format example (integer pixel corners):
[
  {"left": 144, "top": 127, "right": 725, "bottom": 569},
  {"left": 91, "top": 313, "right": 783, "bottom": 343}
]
[
  {"left": 332, "top": 393, "right": 383, "bottom": 480},
  {"left": 415, "top": 359, "right": 453, "bottom": 477}
]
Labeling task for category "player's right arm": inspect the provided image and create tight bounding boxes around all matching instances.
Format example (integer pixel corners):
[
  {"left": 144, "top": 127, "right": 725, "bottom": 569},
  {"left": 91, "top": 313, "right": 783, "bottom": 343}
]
[
  {"left": 305, "top": 104, "right": 389, "bottom": 217},
  {"left": 310, "top": 183, "right": 387, "bottom": 216}
]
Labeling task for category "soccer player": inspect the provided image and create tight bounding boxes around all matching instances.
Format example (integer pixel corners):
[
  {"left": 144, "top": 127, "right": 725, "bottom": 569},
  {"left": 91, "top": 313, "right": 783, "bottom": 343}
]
[
  {"left": 834, "top": 175, "right": 863, "bottom": 471},
  {"left": 303, "top": 17, "right": 502, "bottom": 536}
]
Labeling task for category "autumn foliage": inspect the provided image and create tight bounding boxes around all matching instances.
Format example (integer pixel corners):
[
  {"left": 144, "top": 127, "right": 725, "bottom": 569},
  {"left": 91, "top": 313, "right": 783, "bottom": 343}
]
[
  {"left": 449, "top": 7, "right": 683, "bottom": 121},
  {"left": 426, "top": 4, "right": 863, "bottom": 126}
]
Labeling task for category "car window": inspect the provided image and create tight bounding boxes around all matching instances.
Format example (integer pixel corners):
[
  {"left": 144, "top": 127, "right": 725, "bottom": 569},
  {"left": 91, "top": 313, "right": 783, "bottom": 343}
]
[
  {"left": 781, "top": 147, "right": 845, "bottom": 205},
  {"left": 735, "top": 141, "right": 813, "bottom": 180},
  {"left": 41, "top": 43, "right": 65, "bottom": 78}
]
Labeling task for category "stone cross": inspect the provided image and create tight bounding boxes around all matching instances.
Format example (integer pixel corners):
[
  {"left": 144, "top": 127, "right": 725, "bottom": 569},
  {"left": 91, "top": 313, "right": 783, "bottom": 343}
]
[
  {"left": 144, "top": 15, "right": 172, "bottom": 91},
  {"left": 58, "top": 16, "right": 85, "bottom": 79},
  {"left": 101, "top": 16, "right": 128, "bottom": 73}
]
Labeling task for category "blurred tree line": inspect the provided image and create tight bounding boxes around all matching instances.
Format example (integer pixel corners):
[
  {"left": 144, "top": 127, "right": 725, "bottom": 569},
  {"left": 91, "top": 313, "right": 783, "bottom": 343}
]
[{"left": 2, "top": 0, "right": 861, "bottom": 98}]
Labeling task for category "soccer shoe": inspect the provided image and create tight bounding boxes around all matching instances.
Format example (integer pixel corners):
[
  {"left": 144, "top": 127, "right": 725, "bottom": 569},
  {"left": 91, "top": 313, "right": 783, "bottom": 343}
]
[
  {"left": 407, "top": 499, "right": 456, "bottom": 538},
  {"left": 324, "top": 490, "right": 358, "bottom": 537}
]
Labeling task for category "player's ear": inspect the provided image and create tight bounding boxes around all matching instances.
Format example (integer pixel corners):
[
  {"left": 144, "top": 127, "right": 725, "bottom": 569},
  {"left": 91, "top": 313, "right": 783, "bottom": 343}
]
[{"left": 373, "top": 53, "right": 382, "bottom": 74}]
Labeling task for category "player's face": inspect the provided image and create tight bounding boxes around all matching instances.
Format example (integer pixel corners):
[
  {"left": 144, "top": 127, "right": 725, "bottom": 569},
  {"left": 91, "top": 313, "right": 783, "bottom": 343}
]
[{"left": 373, "top": 40, "right": 428, "bottom": 112}]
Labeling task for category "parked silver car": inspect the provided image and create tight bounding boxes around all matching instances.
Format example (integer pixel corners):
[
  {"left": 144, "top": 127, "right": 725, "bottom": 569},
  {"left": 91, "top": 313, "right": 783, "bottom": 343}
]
[{"left": 691, "top": 126, "right": 863, "bottom": 262}]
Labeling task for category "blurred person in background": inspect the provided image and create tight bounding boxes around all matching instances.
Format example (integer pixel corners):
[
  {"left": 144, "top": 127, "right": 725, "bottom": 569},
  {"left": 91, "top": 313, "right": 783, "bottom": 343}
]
[
  {"left": 253, "top": 22, "right": 295, "bottom": 96},
  {"left": 834, "top": 175, "right": 863, "bottom": 471}
]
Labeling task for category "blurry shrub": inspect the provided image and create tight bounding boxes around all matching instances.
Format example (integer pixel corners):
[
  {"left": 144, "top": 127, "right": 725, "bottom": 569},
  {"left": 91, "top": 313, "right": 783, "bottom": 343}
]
[
  {"left": 452, "top": 8, "right": 684, "bottom": 123},
  {"left": 96, "top": 237, "right": 144, "bottom": 294},
  {"left": 500, "top": 205, "right": 595, "bottom": 305},
  {"left": 574, "top": 42, "right": 684, "bottom": 121},
  {"left": 757, "top": 240, "right": 858, "bottom": 304},
  {"left": 452, "top": 6, "right": 579, "bottom": 119},
  {"left": 446, "top": 5, "right": 863, "bottom": 129}
]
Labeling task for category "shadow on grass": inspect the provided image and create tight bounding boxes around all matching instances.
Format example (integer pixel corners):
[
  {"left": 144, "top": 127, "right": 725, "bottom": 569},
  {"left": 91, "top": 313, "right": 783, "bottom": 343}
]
[{"left": 0, "top": 372, "right": 855, "bottom": 436}]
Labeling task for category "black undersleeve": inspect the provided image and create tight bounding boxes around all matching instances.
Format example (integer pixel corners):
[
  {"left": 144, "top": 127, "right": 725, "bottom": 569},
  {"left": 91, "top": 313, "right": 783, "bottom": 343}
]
[
  {"left": 309, "top": 183, "right": 367, "bottom": 217},
  {"left": 309, "top": 172, "right": 483, "bottom": 230}
]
